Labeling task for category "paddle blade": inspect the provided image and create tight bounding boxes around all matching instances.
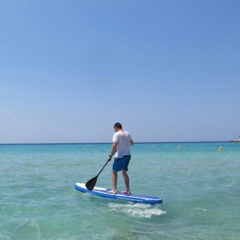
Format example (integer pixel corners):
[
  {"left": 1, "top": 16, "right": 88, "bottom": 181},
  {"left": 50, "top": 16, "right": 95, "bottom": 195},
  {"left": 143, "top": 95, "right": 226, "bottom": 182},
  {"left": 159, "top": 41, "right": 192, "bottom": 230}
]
[{"left": 85, "top": 176, "right": 98, "bottom": 191}]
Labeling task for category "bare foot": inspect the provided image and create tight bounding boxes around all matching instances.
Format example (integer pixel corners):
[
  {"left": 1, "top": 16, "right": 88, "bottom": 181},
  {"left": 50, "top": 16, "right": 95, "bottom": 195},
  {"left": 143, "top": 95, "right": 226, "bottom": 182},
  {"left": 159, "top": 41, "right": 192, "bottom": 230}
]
[
  {"left": 108, "top": 189, "right": 117, "bottom": 194},
  {"left": 121, "top": 190, "right": 131, "bottom": 195}
]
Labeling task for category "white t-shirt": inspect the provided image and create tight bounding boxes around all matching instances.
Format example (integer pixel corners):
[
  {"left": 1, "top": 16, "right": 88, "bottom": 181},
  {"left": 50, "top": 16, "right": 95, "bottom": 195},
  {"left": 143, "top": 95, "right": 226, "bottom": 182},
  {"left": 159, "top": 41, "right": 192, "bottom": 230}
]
[{"left": 112, "top": 130, "right": 132, "bottom": 158}]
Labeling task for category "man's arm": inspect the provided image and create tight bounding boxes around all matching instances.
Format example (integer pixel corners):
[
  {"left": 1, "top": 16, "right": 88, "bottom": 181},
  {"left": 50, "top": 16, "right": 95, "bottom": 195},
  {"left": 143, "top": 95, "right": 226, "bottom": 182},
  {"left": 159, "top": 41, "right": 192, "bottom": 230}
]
[
  {"left": 108, "top": 142, "right": 118, "bottom": 161},
  {"left": 130, "top": 139, "right": 134, "bottom": 145}
]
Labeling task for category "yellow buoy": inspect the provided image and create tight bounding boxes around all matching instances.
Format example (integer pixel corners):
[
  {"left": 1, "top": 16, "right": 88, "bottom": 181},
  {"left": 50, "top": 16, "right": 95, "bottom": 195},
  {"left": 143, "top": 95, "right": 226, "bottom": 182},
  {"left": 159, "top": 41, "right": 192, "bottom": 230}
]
[{"left": 219, "top": 146, "right": 223, "bottom": 151}]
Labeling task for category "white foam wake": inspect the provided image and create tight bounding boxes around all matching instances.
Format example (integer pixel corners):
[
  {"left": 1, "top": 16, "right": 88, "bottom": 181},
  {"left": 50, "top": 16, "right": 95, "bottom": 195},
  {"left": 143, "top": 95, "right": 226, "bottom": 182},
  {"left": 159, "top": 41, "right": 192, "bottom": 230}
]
[{"left": 107, "top": 203, "right": 166, "bottom": 218}]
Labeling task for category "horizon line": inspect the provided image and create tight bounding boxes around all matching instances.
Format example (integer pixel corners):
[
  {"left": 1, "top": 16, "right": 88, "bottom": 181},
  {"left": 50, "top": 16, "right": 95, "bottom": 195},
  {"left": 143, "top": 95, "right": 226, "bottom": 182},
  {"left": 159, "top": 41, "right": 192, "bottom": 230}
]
[{"left": 0, "top": 141, "right": 231, "bottom": 145}]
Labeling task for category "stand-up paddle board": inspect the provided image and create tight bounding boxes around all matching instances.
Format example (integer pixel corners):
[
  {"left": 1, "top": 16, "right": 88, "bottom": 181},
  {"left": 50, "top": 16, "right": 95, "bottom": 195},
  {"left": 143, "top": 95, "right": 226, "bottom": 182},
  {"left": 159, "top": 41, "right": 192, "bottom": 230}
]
[{"left": 75, "top": 183, "right": 162, "bottom": 204}]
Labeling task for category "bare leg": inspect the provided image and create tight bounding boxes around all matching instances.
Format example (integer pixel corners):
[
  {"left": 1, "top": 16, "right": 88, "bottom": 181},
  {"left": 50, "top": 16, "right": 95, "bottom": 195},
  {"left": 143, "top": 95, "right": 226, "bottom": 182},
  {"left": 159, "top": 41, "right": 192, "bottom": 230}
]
[
  {"left": 121, "top": 170, "right": 130, "bottom": 194},
  {"left": 109, "top": 170, "right": 117, "bottom": 194}
]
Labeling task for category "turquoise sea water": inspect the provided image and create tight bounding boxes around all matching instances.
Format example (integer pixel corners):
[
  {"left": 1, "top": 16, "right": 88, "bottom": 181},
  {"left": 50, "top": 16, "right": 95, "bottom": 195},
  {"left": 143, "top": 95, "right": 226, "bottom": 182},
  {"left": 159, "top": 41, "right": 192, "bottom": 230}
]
[{"left": 1, "top": 142, "right": 239, "bottom": 240}]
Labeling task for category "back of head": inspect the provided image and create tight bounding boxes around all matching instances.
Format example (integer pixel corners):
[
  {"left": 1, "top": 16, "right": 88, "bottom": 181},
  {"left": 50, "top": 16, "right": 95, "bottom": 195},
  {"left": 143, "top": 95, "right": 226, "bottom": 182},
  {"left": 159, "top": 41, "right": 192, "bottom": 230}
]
[{"left": 114, "top": 122, "right": 122, "bottom": 129}]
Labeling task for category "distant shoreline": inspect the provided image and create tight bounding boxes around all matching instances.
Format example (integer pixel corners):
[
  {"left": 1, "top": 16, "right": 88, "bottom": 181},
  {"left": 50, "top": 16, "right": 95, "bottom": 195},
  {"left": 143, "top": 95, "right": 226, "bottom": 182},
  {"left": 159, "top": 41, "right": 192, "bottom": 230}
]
[{"left": 229, "top": 139, "right": 240, "bottom": 142}]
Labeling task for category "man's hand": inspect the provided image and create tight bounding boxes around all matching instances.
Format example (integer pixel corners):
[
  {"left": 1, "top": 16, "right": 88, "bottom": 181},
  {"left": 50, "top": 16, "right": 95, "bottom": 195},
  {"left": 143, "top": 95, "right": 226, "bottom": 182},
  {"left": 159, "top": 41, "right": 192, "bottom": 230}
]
[{"left": 107, "top": 155, "right": 112, "bottom": 161}]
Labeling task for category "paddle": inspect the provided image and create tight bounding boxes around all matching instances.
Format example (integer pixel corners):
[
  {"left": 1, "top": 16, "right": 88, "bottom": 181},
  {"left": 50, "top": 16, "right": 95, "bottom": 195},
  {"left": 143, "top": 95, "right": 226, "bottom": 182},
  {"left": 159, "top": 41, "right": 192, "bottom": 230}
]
[{"left": 85, "top": 160, "right": 110, "bottom": 190}]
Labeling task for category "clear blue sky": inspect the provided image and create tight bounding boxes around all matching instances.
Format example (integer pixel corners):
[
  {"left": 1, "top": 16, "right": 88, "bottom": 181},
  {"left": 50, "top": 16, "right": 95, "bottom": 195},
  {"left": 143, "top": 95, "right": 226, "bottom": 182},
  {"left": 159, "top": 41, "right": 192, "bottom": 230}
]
[{"left": 0, "top": 0, "right": 239, "bottom": 143}]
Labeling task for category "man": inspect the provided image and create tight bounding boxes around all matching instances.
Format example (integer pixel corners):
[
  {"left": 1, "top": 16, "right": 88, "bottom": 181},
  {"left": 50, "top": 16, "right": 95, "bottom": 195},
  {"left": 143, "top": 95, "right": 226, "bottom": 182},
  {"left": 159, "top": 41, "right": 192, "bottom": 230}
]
[{"left": 107, "top": 122, "right": 134, "bottom": 194}]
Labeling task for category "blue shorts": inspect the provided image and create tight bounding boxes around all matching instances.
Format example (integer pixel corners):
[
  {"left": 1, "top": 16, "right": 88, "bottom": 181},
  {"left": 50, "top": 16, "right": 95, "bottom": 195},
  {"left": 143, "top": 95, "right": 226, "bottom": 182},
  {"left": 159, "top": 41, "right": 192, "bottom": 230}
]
[{"left": 112, "top": 155, "right": 131, "bottom": 172}]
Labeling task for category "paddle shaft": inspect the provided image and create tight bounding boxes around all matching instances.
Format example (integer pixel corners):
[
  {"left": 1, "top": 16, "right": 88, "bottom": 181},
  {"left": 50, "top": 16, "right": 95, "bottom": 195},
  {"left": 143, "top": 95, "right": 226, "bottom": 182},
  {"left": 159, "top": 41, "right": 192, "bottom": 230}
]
[
  {"left": 96, "top": 148, "right": 117, "bottom": 177},
  {"left": 85, "top": 150, "right": 116, "bottom": 190},
  {"left": 95, "top": 149, "right": 117, "bottom": 177},
  {"left": 96, "top": 160, "right": 110, "bottom": 178},
  {"left": 85, "top": 160, "right": 110, "bottom": 190}
]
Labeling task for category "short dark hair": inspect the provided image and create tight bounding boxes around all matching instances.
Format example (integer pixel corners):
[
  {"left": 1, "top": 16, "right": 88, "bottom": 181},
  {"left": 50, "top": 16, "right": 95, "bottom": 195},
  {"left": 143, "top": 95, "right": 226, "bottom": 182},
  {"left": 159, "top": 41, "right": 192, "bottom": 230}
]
[{"left": 114, "top": 122, "right": 122, "bottom": 129}]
